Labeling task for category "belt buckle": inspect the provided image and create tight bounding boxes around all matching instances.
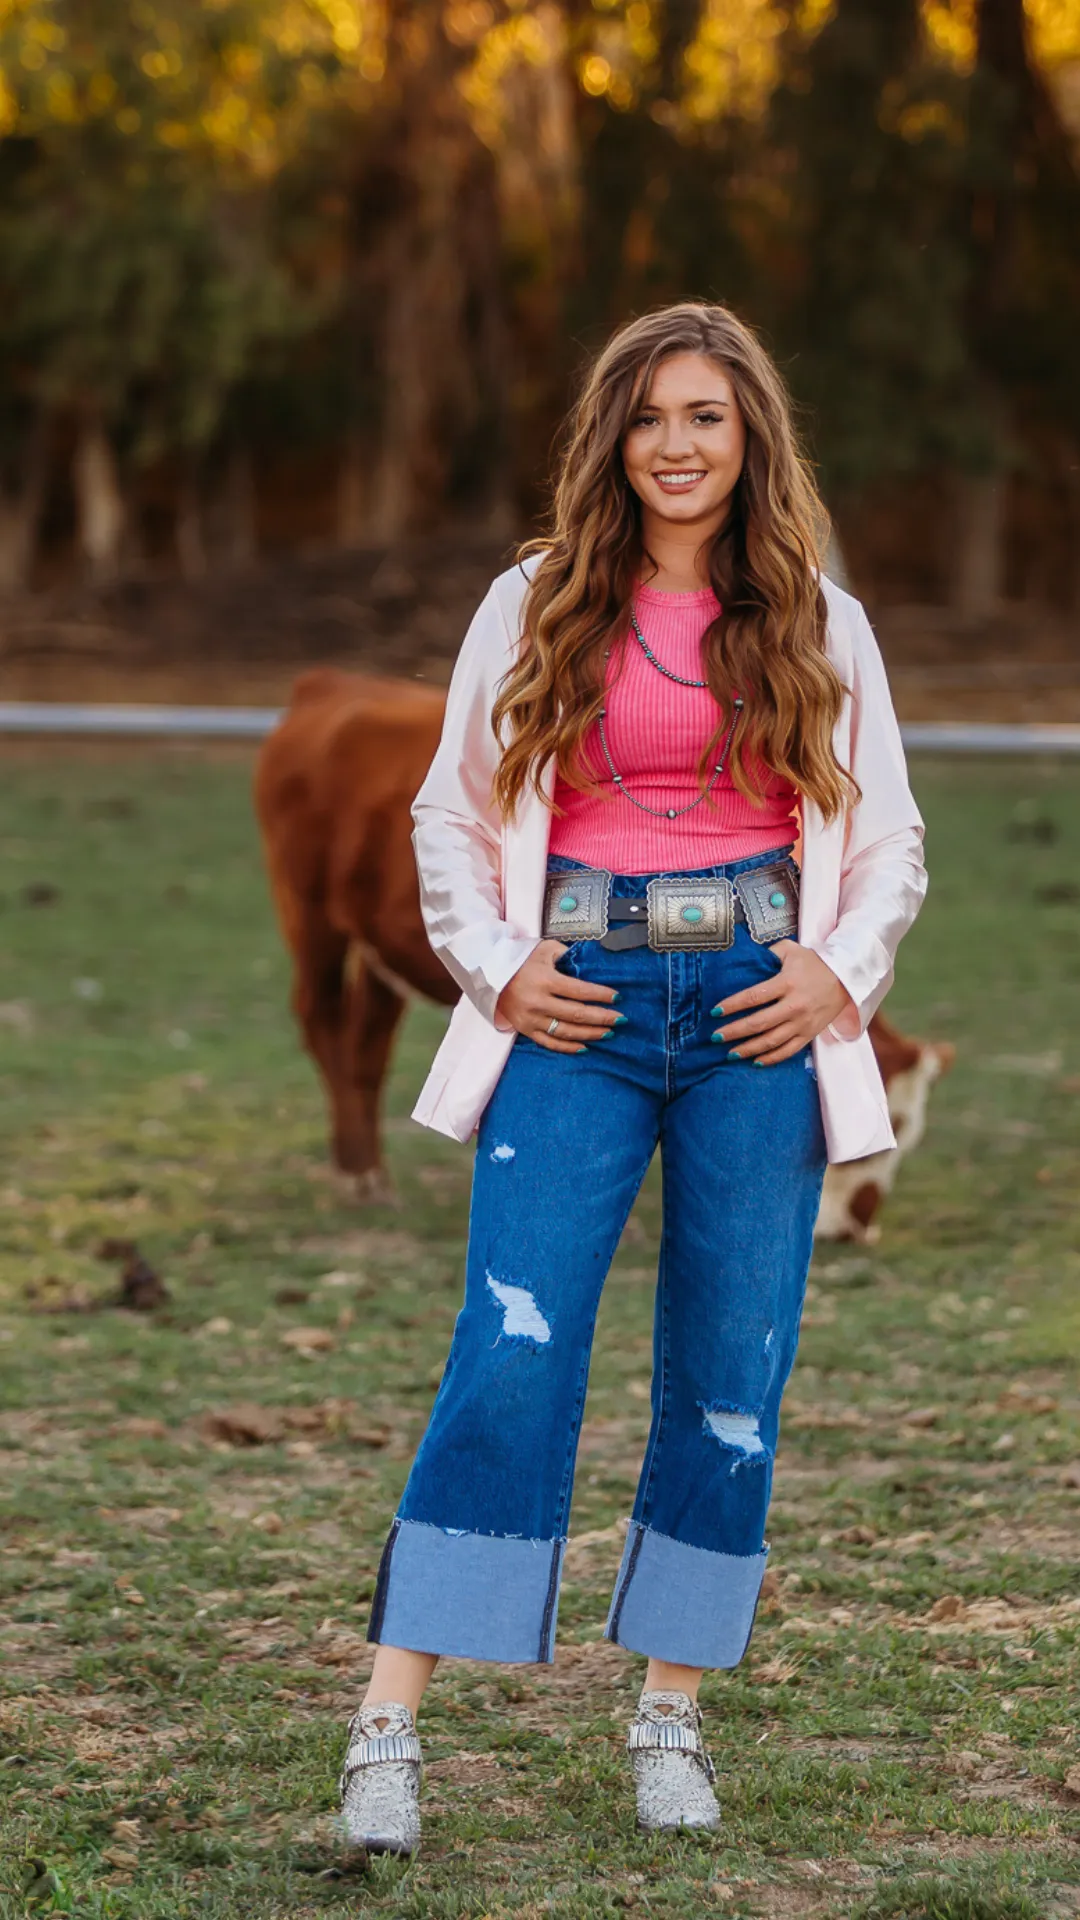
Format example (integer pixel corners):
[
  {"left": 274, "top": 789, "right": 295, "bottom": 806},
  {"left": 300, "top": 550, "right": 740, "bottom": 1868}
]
[
  {"left": 542, "top": 868, "right": 611, "bottom": 942},
  {"left": 646, "top": 877, "right": 735, "bottom": 951},
  {"left": 733, "top": 859, "right": 800, "bottom": 944}
]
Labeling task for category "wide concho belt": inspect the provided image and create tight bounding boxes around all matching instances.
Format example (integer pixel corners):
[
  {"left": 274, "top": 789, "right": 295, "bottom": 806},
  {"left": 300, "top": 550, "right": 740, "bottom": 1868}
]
[{"left": 542, "top": 859, "right": 800, "bottom": 952}]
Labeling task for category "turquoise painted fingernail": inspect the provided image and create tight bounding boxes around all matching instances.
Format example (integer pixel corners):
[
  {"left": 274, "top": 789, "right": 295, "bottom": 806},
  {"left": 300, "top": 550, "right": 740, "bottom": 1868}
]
[
  {"left": 613, "top": 1012, "right": 628, "bottom": 1024},
  {"left": 730, "top": 1047, "right": 742, "bottom": 1058},
  {"left": 596, "top": 1029, "right": 613, "bottom": 1039},
  {"left": 710, "top": 1032, "right": 726, "bottom": 1045},
  {"left": 609, "top": 990, "right": 620, "bottom": 1001},
  {"left": 711, "top": 1003, "right": 725, "bottom": 1016}
]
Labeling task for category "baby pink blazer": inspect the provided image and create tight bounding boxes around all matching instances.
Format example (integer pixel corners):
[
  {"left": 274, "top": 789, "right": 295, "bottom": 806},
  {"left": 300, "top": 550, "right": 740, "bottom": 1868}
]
[{"left": 409, "top": 559, "right": 927, "bottom": 1164}]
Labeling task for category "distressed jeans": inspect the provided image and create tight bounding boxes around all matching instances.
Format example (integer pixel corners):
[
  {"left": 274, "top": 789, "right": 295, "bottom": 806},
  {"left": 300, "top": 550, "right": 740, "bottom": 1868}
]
[{"left": 368, "top": 846, "right": 828, "bottom": 1671}]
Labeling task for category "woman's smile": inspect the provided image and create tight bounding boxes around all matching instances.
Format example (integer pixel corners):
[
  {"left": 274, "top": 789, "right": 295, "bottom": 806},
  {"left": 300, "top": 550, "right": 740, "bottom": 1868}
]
[{"left": 653, "top": 469, "right": 708, "bottom": 492}]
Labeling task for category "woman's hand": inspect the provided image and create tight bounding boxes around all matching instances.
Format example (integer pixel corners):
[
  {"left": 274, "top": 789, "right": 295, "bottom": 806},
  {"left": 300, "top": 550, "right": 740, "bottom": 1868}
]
[
  {"left": 713, "top": 942, "right": 853, "bottom": 1065},
  {"left": 496, "top": 939, "right": 623, "bottom": 1053}
]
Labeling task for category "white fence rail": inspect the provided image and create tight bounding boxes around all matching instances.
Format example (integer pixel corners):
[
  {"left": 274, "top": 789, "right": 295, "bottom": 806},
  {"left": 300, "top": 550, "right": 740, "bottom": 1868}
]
[
  {"left": 897, "top": 722, "right": 1080, "bottom": 754},
  {"left": 3, "top": 703, "right": 1080, "bottom": 754},
  {"left": 0, "top": 702, "right": 278, "bottom": 739}
]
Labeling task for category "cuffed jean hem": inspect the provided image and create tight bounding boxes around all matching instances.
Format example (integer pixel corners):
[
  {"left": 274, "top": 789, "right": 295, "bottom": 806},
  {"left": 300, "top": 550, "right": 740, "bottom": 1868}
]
[
  {"left": 604, "top": 1522, "right": 768, "bottom": 1669},
  {"left": 367, "top": 1517, "right": 566, "bottom": 1665}
]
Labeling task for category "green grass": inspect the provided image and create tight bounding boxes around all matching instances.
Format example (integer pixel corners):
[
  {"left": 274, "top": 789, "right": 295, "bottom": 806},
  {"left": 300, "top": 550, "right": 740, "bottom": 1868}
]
[{"left": 1, "top": 748, "right": 1078, "bottom": 1920}]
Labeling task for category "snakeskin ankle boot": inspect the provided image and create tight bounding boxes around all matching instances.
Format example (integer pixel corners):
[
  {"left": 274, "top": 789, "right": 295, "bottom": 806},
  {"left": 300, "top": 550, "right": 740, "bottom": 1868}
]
[
  {"left": 338, "top": 1700, "right": 422, "bottom": 1856},
  {"left": 627, "top": 1689, "right": 720, "bottom": 1833}
]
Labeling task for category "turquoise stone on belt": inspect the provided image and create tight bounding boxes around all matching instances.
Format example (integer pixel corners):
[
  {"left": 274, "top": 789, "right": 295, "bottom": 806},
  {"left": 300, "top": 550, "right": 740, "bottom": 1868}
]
[
  {"left": 558, "top": 893, "right": 578, "bottom": 913},
  {"left": 680, "top": 904, "right": 703, "bottom": 923},
  {"left": 769, "top": 890, "right": 787, "bottom": 908}
]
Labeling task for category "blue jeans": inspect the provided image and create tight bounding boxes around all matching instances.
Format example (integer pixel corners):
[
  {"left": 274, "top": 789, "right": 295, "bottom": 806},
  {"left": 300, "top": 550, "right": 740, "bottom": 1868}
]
[{"left": 369, "top": 846, "right": 827, "bottom": 1670}]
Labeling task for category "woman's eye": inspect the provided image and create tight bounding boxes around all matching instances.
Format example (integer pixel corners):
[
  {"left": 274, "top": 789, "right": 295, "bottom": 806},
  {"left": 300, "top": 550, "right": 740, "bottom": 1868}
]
[
  {"left": 693, "top": 411, "right": 724, "bottom": 426},
  {"left": 631, "top": 413, "right": 659, "bottom": 429}
]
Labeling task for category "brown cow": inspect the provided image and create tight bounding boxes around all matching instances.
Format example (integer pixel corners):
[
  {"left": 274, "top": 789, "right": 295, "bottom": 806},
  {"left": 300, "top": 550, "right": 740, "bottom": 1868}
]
[
  {"left": 258, "top": 670, "right": 951, "bottom": 1224},
  {"left": 254, "top": 669, "right": 456, "bottom": 1202}
]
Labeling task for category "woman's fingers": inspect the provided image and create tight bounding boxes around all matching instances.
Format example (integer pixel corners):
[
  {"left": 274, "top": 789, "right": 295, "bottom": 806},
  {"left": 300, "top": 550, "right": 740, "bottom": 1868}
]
[
  {"left": 529, "top": 1008, "right": 616, "bottom": 1048},
  {"left": 715, "top": 998, "right": 786, "bottom": 1043},
  {"left": 545, "top": 983, "right": 622, "bottom": 1029},
  {"left": 712, "top": 974, "right": 780, "bottom": 1020},
  {"left": 551, "top": 970, "right": 620, "bottom": 1006},
  {"left": 530, "top": 999, "right": 610, "bottom": 1051},
  {"left": 537, "top": 966, "right": 622, "bottom": 1033},
  {"left": 546, "top": 994, "right": 621, "bottom": 1033},
  {"left": 526, "top": 987, "right": 623, "bottom": 1049},
  {"left": 498, "top": 941, "right": 620, "bottom": 1048},
  {"left": 729, "top": 1022, "right": 803, "bottom": 1060},
  {"left": 749, "top": 1034, "right": 809, "bottom": 1066},
  {"left": 503, "top": 942, "right": 622, "bottom": 1049},
  {"left": 532, "top": 1031, "right": 589, "bottom": 1054}
]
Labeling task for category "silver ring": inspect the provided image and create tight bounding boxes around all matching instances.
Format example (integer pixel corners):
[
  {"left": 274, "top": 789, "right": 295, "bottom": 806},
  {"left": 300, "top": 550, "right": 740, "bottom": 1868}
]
[{"left": 547, "top": 1017, "right": 560, "bottom": 1036}]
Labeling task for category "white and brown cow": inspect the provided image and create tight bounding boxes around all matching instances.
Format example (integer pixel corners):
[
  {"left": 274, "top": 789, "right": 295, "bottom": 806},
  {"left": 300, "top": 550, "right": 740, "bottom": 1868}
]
[{"left": 815, "top": 1012, "right": 955, "bottom": 1242}]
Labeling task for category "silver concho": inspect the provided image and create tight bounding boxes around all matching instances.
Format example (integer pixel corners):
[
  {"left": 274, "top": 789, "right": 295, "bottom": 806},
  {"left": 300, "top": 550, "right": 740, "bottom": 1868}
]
[
  {"left": 645, "top": 878, "right": 735, "bottom": 952},
  {"left": 542, "top": 868, "right": 612, "bottom": 943},
  {"left": 733, "top": 859, "right": 800, "bottom": 944}
]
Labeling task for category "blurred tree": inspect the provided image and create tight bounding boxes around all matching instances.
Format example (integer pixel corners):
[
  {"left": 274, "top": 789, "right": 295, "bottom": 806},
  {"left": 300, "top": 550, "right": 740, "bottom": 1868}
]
[
  {"left": 0, "top": 0, "right": 335, "bottom": 581},
  {"left": 332, "top": 0, "right": 511, "bottom": 538},
  {"left": 760, "top": 0, "right": 988, "bottom": 533},
  {"left": 458, "top": 3, "right": 580, "bottom": 513},
  {"left": 564, "top": 0, "right": 728, "bottom": 333},
  {"left": 955, "top": 0, "right": 1080, "bottom": 610}
]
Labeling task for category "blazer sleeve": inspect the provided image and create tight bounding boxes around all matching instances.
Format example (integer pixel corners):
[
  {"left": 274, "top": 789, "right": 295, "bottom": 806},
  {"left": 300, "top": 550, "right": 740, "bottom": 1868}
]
[
  {"left": 809, "top": 605, "right": 928, "bottom": 1038},
  {"left": 411, "top": 582, "right": 542, "bottom": 1027}
]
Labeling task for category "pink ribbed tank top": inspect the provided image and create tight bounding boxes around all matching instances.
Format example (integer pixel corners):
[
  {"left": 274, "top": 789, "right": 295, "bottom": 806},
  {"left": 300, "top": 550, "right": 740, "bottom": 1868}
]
[{"left": 548, "top": 584, "right": 798, "bottom": 875}]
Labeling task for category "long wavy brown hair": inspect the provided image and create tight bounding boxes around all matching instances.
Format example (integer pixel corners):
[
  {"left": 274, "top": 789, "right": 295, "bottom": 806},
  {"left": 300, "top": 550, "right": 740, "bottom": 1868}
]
[{"left": 492, "top": 303, "right": 856, "bottom": 824}]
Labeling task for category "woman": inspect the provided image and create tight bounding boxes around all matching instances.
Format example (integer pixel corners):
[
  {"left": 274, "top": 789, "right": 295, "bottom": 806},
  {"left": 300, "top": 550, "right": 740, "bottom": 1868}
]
[{"left": 337, "top": 303, "right": 926, "bottom": 1853}]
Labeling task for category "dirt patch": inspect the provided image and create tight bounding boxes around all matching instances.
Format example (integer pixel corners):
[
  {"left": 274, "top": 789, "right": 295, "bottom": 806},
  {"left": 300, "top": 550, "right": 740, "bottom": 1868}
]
[
  {"left": 562, "top": 1520, "right": 629, "bottom": 1578},
  {"left": 426, "top": 1751, "right": 504, "bottom": 1786},
  {"left": 0, "top": 536, "right": 509, "bottom": 705},
  {"left": 969, "top": 1522, "right": 1080, "bottom": 1562},
  {"left": 901, "top": 1594, "right": 1080, "bottom": 1635},
  {"left": 736, "top": 1886, "right": 836, "bottom": 1919}
]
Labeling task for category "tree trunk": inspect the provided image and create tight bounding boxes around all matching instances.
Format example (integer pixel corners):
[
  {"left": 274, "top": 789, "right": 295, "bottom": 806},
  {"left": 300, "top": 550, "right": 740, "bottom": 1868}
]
[
  {"left": 221, "top": 444, "right": 256, "bottom": 568},
  {"left": 72, "top": 416, "right": 126, "bottom": 584},
  {"left": 976, "top": 0, "right": 1077, "bottom": 185},
  {"left": 1063, "top": 437, "right": 1080, "bottom": 615},
  {"left": 337, "top": 431, "right": 368, "bottom": 549},
  {"left": 952, "top": 471, "right": 1006, "bottom": 616},
  {"left": 0, "top": 413, "right": 49, "bottom": 593},
  {"left": 965, "top": 0, "right": 1080, "bottom": 611},
  {"left": 356, "top": 0, "right": 511, "bottom": 539},
  {"left": 175, "top": 471, "right": 207, "bottom": 581}
]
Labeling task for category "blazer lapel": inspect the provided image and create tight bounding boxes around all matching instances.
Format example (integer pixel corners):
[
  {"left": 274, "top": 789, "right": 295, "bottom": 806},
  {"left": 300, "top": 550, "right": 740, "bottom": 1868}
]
[{"left": 501, "top": 755, "right": 556, "bottom": 936}]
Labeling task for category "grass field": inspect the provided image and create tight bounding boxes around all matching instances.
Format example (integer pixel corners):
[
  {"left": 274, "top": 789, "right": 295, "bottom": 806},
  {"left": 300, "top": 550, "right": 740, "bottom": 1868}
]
[{"left": 1, "top": 748, "right": 1078, "bottom": 1920}]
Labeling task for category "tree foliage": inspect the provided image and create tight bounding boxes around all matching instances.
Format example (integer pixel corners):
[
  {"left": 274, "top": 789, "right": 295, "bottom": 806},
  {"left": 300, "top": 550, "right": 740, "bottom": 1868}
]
[{"left": 0, "top": 0, "right": 1077, "bottom": 592}]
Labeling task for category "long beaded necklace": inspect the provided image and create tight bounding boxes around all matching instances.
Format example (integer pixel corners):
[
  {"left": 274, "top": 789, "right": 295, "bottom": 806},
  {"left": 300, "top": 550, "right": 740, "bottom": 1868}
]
[
  {"left": 596, "top": 603, "right": 743, "bottom": 822},
  {"left": 629, "top": 605, "right": 708, "bottom": 686}
]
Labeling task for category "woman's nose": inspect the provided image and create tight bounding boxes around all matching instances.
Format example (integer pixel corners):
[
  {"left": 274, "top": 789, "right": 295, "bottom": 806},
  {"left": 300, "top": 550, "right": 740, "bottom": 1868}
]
[{"left": 658, "top": 423, "right": 693, "bottom": 460}]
